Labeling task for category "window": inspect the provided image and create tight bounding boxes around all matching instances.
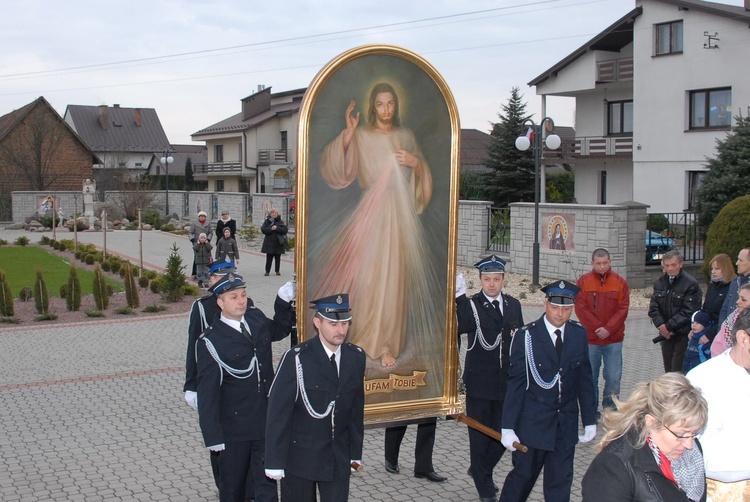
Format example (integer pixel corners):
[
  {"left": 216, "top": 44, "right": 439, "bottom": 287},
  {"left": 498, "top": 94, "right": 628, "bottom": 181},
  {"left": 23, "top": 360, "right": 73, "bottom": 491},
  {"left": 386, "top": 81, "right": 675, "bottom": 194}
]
[
  {"left": 238, "top": 143, "right": 242, "bottom": 164},
  {"left": 135, "top": 162, "right": 143, "bottom": 167},
  {"left": 608, "top": 100, "right": 633, "bottom": 135},
  {"left": 655, "top": 21, "right": 683, "bottom": 55},
  {"left": 599, "top": 171, "right": 607, "bottom": 204},
  {"left": 215, "top": 179, "right": 225, "bottom": 192},
  {"left": 214, "top": 145, "right": 224, "bottom": 163},
  {"left": 281, "top": 131, "right": 288, "bottom": 151},
  {"left": 690, "top": 88, "right": 731, "bottom": 129},
  {"left": 688, "top": 171, "right": 706, "bottom": 210}
]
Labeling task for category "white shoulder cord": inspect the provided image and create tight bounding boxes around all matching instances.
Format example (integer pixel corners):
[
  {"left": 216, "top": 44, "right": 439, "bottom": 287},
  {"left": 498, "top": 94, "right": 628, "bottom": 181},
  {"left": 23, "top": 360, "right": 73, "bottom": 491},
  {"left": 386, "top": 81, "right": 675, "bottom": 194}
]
[
  {"left": 467, "top": 300, "right": 502, "bottom": 356},
  {"left": 202, "top": 337, "right": 259, "bottom": 388},
  {"left": 295, "top": 353, "right": 335, "bottom": 429},
  {"left": 524, "top": 330, "right": 560, "bottom": 392}
]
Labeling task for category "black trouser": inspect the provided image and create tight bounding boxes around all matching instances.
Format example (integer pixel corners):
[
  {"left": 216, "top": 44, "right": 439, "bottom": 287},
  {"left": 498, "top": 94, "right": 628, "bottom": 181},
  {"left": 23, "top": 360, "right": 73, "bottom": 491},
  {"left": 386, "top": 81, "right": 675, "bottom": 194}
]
[
  {"left": 467, "top": 396, "right": 506, "bottom": 498},
  {"left": 265, "top": 254, "right": 281, "bottom": 274},
  {"left": 211, "top": 450, "right": 256, "bottom": 499},
  {"left": 384, "top": 419, "right": 436, "bottom": 474},
  {"left": 660, "top": 334, "right": 688, "bottom": 373},
  {"left": 217, "top": 440, "right": 276, "bottom": 502},
  {"left": 281, "top": 470, "right": 350, "bottom": 502}
]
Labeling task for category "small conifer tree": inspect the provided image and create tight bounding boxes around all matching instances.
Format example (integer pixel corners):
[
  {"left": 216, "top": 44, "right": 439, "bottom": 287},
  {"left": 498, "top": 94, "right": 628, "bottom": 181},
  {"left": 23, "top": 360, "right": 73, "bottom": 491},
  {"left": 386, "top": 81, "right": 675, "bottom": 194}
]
[
  {"left": 92, "top": 263, "right": 109, "bottom": 310},
  {"left": 33, "top": 267, "right": 49, "bottom": 315},
  {"left": 162, "top": 243, "right": 186, "bottom": 302},
  {"left": 0, "top": 269, "right": 14, "bottom": 317},
  {"left": 123, "top": 263, "right": 140, "bottom": 308},
  {"left": 67, "top": 265, "right": 82, "bottom": 311}
]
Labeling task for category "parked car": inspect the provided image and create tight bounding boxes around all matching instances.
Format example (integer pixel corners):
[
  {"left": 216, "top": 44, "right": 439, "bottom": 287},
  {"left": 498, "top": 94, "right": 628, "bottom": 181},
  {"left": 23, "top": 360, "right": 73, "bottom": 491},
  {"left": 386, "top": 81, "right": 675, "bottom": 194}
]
[{"left": 646, "top": 230, "right": 675, "bottom": 264}]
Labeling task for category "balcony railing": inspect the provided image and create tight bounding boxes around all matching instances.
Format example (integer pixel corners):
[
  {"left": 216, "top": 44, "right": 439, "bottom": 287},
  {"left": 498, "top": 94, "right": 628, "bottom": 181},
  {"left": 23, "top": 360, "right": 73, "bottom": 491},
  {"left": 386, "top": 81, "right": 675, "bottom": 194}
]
[
  {"left": 543, "top": 136, "right": 633, "bottom": 161},
  {"left": 192, "top": 162, "right": 243, "bottom": 174},
  {"left": 597, "top": 58, "right": 633, "bottom": 83},
  {"left": 258, "top": 149, "right": 291, "bottom": 166}
]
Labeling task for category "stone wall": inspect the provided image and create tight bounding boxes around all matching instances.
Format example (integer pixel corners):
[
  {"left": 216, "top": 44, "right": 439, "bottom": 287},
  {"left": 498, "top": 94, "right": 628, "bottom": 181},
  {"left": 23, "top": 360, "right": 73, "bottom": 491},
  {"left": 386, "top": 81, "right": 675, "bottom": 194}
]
[{"left": 456, "top": 200, "right": 492, "bottom": 268}]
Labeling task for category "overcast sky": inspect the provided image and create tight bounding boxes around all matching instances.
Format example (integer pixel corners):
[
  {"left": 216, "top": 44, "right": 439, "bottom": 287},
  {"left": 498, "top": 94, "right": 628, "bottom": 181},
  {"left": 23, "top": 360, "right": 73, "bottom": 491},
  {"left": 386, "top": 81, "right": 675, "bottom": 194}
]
[{"left": 0, "top": 0, "right": 744, "bottom": 145}]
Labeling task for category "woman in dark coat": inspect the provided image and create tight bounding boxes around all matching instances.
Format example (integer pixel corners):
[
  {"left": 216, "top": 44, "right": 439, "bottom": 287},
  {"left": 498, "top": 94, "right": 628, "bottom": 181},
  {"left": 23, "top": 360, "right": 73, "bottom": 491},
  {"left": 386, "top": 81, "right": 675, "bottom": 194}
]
[
  {"left": 261, "top": 209, "right": 287, "bottom": 276},
  {"left": 582, "top": 373, "right": 708, "bottom": 502},
  {"left": 701, "top": 253, "right": 735, "bottom": 342}
]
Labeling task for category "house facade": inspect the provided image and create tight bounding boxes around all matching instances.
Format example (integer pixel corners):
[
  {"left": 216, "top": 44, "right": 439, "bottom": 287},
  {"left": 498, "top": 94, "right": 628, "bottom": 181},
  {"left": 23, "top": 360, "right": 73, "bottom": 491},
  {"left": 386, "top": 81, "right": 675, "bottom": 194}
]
[
  {"left": 191, "top": 86, "right": 303, "bottom": 194},
  {"left": 64, "top": 104, "right": 171, "bottom": 191},
  {"left": 531, "top": 0, "right": 750, "bottom": 213}
]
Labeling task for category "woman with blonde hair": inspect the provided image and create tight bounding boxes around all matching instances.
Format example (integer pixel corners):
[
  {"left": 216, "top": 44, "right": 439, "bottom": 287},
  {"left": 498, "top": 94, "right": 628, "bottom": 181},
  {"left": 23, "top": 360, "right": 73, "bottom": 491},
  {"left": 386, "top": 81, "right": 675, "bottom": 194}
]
[{"left": 582, "top": 373, "right": 708, "bottom": 501}]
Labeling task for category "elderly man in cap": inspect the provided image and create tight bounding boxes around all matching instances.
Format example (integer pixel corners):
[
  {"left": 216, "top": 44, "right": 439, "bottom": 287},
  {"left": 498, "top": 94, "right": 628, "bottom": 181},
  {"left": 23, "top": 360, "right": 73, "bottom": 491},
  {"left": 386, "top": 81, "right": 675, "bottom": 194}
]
[
  {"left": 196, "top": 272, "right": 295, "bottom": 502},
  {"left": 498, "top": 280, "right": 597, "bottom": 502},
  {"left": 265, "top": 294, "right": 366, "bottom": 502},
  {"left": 455, "top": 255, "right": 524, "bottom": 502}
]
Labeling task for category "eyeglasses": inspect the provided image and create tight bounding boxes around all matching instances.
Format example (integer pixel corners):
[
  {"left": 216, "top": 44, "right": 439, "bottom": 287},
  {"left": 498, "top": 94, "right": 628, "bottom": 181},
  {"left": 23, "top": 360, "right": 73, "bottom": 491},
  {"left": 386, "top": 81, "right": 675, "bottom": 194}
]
[{"left": 662, "top": 423, "right": 702, "bottom": 440}]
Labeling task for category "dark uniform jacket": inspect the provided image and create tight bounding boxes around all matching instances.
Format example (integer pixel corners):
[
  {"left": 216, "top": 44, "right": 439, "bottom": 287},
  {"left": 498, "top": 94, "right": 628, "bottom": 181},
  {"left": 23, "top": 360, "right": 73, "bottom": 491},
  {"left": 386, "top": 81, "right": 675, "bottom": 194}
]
[
  {"left": 582, "top": 431, "right": 706, "bottom": 502},
  {"left": 265, "top": 337, "right": 366, "bottom": 481},
  {"left": 502, "top": 316, "right": 597, "bottom": 452},
  {"left": 184, "top": 295, "right": 254, "bottom": 393},
  {"left": 648, "top": 271, "right": 702, "bottom": 338},
  {"left": 196, "top": 296, "right": 294, "bottom": 446},
  {"left": 456, "top": 292, "right": 523, "bottom": 400}
]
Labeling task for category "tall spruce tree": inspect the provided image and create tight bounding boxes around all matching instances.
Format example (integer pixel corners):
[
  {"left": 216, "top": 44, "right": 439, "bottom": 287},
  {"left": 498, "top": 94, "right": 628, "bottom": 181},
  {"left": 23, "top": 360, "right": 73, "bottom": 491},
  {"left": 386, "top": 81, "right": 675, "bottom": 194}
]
[
  {"left": 184, "top": 157, "right": 194, "bottom": 191},
  {"left": 696, "top": 115, "right": 750, "bottom": 228},
  {"left": 483, "top": 87, "right": 534, "bottom": 206}
]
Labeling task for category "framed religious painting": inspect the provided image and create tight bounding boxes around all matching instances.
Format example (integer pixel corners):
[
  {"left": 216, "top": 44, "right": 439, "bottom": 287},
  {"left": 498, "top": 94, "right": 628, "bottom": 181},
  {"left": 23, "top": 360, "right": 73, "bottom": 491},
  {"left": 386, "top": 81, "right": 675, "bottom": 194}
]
[{"left": 295, "top": 45, "right": 462, "bottom": 423}]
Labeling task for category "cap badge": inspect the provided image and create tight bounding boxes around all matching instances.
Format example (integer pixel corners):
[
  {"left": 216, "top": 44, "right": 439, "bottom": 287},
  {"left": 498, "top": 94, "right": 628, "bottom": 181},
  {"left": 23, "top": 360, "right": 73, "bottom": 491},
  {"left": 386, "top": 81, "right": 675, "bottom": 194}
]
[
  {"left": 559, "top": 281, "right": 565, "bottom": 289},
  {"left": 336, "top": 295, "right": 343, "bottom": 305}
]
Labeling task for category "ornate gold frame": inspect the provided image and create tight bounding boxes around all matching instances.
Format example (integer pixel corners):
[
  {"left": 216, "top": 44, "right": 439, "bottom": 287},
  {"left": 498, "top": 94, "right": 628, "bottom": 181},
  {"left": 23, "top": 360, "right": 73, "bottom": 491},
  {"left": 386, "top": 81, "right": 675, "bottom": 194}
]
[{"left": 295, "top": 44, "right": 462, "bottom": 424}]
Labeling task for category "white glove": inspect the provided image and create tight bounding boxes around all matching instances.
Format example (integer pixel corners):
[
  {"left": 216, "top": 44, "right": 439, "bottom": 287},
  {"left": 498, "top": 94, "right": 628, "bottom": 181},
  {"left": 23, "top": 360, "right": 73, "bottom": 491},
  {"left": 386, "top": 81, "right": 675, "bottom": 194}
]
[
  {"left": 350, "top": 460, "right": 362, "bottom": 473},
  {"left": 265, "top": 469, "right": 285, "bottom": 480},
  {"left": 501, "top": 429, "right": 518, "bottom": 452},
  {"left": 278, "top": 281, "right": 296, "bottom": 303},
  {"left": 456, "top": 273, "right": 467, "bottom": 298},
  {"left": 207, "top": 443, "right": 225, "bottom": 452},
  {"left": 578, "top": 424, "right": 597, "bottom": 443},
  {"left": 184, "top": 391, "right": 198, "bottom": 412}
]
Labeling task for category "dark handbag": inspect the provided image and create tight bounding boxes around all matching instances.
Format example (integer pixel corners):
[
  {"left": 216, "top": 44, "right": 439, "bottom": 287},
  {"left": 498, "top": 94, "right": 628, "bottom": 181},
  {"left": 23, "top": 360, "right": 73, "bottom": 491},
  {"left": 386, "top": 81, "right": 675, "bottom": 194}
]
[{"left": 277, "top": 233, "right": 288, "bottom": 246}]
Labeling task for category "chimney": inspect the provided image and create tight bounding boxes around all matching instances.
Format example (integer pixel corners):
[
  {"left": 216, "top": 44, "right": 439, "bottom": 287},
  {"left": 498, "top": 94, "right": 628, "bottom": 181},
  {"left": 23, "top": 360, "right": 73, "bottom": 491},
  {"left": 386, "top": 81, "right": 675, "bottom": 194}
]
[
  {"left": 98, "top": 105, "right": 109, "bottom": 130},
  {"left": 135, "top": 108, "right": 141, "bottom": 127},
  {"left": 113, "top": 104, "right": 120, "bottom": 108}
]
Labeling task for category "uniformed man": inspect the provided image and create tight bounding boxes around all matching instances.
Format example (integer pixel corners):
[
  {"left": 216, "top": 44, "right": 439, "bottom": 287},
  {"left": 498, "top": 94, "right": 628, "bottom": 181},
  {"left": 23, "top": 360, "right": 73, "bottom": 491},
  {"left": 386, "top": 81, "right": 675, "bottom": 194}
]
[
  {"left": 499, "top": 280, "right": 597, "bottom": 502},
  {"left": 456, "top": 255, "right": 524, "bottom": 502},
  {"left": 196, "top": 273, "right": 295, "bottom": 502},
  {"left": 265, "top": 294, "right": 366, "bottom": 502}
]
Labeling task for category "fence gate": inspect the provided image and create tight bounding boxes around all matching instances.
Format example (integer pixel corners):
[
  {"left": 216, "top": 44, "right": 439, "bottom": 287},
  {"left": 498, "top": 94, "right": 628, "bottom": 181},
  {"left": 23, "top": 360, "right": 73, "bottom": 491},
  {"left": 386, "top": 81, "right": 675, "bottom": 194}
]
[
  {"left": 486, "top": 207, "right": 510, "bottom": 253},
  {"left": 0, "top": 194, "right": 11, "bottom": 221}
]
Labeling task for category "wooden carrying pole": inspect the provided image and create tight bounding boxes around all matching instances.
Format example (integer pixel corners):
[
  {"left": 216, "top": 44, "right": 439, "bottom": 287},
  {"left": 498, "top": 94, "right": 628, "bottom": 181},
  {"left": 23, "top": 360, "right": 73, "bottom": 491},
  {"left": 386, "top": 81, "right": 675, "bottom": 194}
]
[{"left": 449, "top": 414, "right": 528, "bottom": 453}]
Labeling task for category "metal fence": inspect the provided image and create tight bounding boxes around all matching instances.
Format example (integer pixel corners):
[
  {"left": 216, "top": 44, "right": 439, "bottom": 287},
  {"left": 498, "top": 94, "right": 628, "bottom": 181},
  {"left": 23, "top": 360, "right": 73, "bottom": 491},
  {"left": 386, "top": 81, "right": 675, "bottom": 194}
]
[
  {"left": 486, "top": 207, "right": 510, "bottom": 253},
  {"left": 646, "top": 211, "right": 704, "bottom": 264}
]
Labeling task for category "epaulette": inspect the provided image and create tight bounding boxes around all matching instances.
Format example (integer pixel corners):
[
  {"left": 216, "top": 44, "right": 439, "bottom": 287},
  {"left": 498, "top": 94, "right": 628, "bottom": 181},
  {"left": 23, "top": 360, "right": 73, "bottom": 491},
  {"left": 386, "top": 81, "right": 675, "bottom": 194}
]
[
  {"left": 199, "top": 325, "right": 214, "bottom": 341},
  {"left": 343, "top": 342, "right": 364, "bottom": 353},
  {"left": 567, "top": 319, "right": 582, "bottom": 327},
  {"left": 520, "top": 320, "right": 536, "bottom": 331},
  {"left": 292, "top": 342, "right": 311, "bottom": 354}
]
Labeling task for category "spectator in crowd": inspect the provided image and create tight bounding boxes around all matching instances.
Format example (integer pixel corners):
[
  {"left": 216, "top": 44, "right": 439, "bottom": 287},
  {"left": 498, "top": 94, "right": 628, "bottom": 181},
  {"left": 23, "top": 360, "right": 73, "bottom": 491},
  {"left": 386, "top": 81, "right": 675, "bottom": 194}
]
[
  {"left": 216, "top": 210, "right": 237, "bottom": 245},
  {"left": 189, "top": 211, "right": 213, "bottom": 278},
  {"left": 648, "top": 251, "right": 702, "bottom": 372},
  {"left": 701, "top": 254, "right": 735, "bottom": 344},
  {"left": 215, "top": 227, "right": 240, "bottom": 265},
  {"left": 687, "top": 307, "right": 750, "bottom": 501},
  {"left": 193, "top": 233, "right": 213, "bottom": 289},
  {"left": 455, "top": 256, "right": 523, "bottom": 501},
  {"left": 682, "top": 310, "right": 712, "bottom": 374},
  {"left": 261, "top": 209, "right": 288, "bottom": 276},
  {"left": 718, "top": 247, "right": 750, "bottom": 326},
  {"left": 710, "top": 282, "right": 750, "bottom": 356},
  {"left": 582, "top": 373, "right": 708, "bottom": 502},
  {"left": 575, "top": 248, "right": 629, "bottom": 419}
]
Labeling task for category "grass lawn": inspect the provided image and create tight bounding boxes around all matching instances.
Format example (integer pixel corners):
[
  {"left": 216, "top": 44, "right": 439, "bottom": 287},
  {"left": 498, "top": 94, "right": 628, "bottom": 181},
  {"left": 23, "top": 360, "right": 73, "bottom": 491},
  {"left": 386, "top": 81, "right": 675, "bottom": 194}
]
[{"left": 0, "top": 246, "right": 124, "bottom": 298}]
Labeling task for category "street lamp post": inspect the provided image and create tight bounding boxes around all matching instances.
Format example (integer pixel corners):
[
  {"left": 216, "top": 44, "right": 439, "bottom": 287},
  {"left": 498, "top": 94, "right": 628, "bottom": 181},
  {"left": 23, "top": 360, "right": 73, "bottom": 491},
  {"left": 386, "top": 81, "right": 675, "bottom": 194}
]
[
  {"left": 160, "top": 149, "right": 174, "bottom": 217},
  {"left": 515, "top": 117, "right": 561, "bottom": 286}
]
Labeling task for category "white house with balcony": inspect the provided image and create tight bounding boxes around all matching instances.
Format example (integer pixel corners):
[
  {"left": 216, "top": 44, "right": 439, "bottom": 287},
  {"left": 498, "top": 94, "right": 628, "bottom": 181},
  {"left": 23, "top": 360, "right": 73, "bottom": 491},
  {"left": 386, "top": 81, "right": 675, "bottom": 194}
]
[
  {"left": 191, "top": 86, "right": 304, "bottom": 193},
  {"left": 531, "top": 0, "right": 750, "bottom": 213}
]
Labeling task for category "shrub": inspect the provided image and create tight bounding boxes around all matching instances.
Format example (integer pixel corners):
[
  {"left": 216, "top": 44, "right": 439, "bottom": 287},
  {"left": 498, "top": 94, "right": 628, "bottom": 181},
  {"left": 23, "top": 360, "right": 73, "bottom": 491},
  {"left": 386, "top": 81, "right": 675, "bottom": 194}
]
[
  {"left": 94, "top": 252, "right": 104, "bottom": 263},
  {"left": 34, "top": 313, "right": 58, "bottom": 322},
  {"left": 110, "top": 261, "right": 121, "bottom": 274},
  {"left": 59, "top": 239, "right": 75, "bottom": 251},
  {"left": 0, "top": 239, "right": 7, "bottom": 246},
  {"left": 141, "top": 209, "right": 162, "bottom": 230},
  {"left": 145, "top": 270, "right": 158, "bottom": 280},
  {"left": 237, "top": 225, "right": 260, "bottom": 244},
  {"left": 115, "top": 307, "right": 133, "bottom": 315},
  {"left": 704, "top": 194, "right": 750, "bottom": 278},
  {"left": 15, "top": 236, "right": 29, "bottom": 246},
  {"left": 53, "top": 241, "right": 62, "bottom": 250},
  {"left": 138, "top": 276, "right": 150, "bottom": 288},
  {"left": 118, "top": 266, "right": 127, "bottom": 278},
  {"left": 123, "top": 264, "right": 140, "bottom": 309},
  {"left": 92, "top": 264, "right": 109, "bottom": 310},
  {"left": 160, "top": 224, "right": 176, "bottom": 232},
  {"left": 285, "top": 236, "right": 295, "bottom": 252},
  {"left": 106, "top": 284, "right": 114, "bottom": 297},
  {"left": 85, "top": 255, "right": 95, "bottom": 265},
  {"left": 59, "top": 283, "right": 68, "bottom": 299},
  {"left": 182, "top": 283, "right": 200, "bottom": 297},
  {"left": 74, "top": 251, "right": 82, "bottom": 260},
  {"left": 101, "top": 261, "right": 111, "bottom": 272},
  {"left": 161, "top": 243, "right": 186, "bottom": 302},
  {"left": 85, "top": 310, "right": 105, "bottom": 317},
  {"left": 0, "top": 317, "right": 21, "bottom": 324},
  {"left": 143, "top": 304, "right": 167, "bottom": 313},
  {"left": 150, "top": 276, "right": 165, "bottom": 294},
  {"left": 0, "top": 270, "right": 14, "bottom": 317},
  {"left": 67, "top": 266, "right": 81, "bottom": 312},
  {"left": 40, "top": 236, "right": 51, "bottom": 245},
  {"left": 19, "top": 287, "right": 32, "bottom": 302},
  {"left": 33, "top": 268, "right": 50, "bottom": 315}
]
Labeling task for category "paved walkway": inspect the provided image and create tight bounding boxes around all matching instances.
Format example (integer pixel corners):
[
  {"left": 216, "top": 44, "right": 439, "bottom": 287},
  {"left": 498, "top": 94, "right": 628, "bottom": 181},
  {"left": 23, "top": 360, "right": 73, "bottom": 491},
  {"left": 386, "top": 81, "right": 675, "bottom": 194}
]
[{"left": 0, "top": 229, "right": 665, "bottom": 501}]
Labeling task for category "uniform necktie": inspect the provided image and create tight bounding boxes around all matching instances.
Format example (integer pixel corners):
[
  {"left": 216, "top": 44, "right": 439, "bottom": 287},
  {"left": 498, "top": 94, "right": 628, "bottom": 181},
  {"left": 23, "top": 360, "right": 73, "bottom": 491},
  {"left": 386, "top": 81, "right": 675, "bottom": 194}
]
[
  {"left": 492, "top": 300, "right": 500, "bottom": 311},
  {"left": 330, "top": 354, "right": 338, "bottom": 376},
  {"left": 240, "top": 323, "right": 253, "bottom": 344},
  {"left": 554, "top": 329, "right": 563, "bottom": 360}
]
